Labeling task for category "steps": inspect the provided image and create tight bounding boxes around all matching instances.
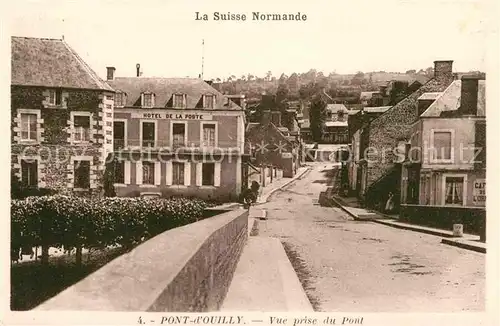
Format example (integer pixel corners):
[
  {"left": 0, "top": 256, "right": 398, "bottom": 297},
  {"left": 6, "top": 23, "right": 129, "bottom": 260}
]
[{"left": 221, "top": 237, "right": 313, "bottom": 312}]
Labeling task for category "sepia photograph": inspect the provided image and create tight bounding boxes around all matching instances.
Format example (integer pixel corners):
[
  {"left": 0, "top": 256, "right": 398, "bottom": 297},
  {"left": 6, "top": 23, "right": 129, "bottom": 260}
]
[{"left": 2, "top": 0, "right": 498, "bottom": 325}]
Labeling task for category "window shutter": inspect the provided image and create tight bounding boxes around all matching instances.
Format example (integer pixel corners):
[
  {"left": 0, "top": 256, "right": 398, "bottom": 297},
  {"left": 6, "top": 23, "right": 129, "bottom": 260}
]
[
  {"left": 136, "top": 161, "right": 143, "bottom": 185},
  {"left": 184, "top": 94, "right": 187, "bottom": 108},
  {"left": 124, "top": 161, "right": 131, "bottom": 184},
  {"left": 214, "top": 162, "right": 221, "bottom": 187},
  {"left": 196, "top": 163, "right": 202, "bottom": 186},
  {"left": 184, "top": 162, "right": 191, "bottom": 186},
  {"left": 166, "top": 161, "right": 173, "bottom": 185},
  {"left": 154, "top": 162, "right": 161, "bottom": 185}
]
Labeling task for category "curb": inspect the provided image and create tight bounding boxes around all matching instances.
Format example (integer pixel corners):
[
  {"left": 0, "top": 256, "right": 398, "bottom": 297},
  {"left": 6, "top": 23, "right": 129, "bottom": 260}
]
[
  {"left": 371, "top": 219, "right": 455, "bottom": 238},
  {"left": 441, "top": 238, "right": 486, "bottom": 254},
  {"left": 329, "top": 196, "right": 374, "bottom": 220},
  {"left": 256, "top": 167, "right": 312, "bottom": 204},
  {"left": 330, "top": 198, "right": 486, "bottom": 254}
]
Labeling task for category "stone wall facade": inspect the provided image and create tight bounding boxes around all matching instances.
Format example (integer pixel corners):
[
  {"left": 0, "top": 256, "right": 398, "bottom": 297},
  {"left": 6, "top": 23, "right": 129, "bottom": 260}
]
[{"left": 11, "top": 86, "right": 113, "bottom": 196}]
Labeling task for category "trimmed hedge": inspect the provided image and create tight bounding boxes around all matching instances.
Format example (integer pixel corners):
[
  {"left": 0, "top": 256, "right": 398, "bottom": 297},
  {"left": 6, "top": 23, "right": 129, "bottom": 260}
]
[{"left": 11, "top": 196, "right": 208, "bottom": 259}]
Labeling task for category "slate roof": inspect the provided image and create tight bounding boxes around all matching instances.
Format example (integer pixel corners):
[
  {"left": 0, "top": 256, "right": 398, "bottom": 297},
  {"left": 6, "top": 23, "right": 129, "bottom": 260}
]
[
  {"left": 421, "top": 80, "right": 486, "bottom": 117},
  {"left": 108, "top": 77, "right": 241, "bottom": 110},
  {"left": 326, "top": 104, "right": 348, "bottom": 113},
  {"left": 363, "top": 106, "right": 392, "bottom": 113},
  {"left": 325, "top": 121, "right": 348, "bottom": 127},
  {"left": 360, "top": 91, "right": 380, "bottom": 100},
  {"left": 11, "top": 36, "right": 113, "bottom": 91}
]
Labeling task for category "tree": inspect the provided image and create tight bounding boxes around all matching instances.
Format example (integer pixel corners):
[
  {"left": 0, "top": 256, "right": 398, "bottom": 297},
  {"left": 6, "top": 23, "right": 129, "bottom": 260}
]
[
  {"left": 310, "top": 94, "right": 327, "bottom": 143},
  {"left": 405, "top": 69, "right": 416, "bottom": 74},
  {"left": 275, "top": 83, "right": 289, "bottom": 109}
]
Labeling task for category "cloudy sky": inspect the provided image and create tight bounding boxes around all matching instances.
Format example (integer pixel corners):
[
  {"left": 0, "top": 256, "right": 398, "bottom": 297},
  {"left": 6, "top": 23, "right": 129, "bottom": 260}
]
[{"left": 6, "top": 0, "right": 495, "bottom": 80}]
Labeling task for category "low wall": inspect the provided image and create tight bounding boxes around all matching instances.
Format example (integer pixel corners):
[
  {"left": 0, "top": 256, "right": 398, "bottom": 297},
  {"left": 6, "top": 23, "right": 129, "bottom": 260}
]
[
  {"left": 35, "top": 209, "right": 249, "bottom": 311},
  {"left": 400, "top": 204, "right": 486, "bottom": 240}
]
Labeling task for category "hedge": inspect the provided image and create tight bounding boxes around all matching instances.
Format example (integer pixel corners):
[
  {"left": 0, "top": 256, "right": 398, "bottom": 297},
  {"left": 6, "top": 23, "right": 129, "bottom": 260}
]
[{"left": 11, "top": 196, "right": 208, "bottom": 262}]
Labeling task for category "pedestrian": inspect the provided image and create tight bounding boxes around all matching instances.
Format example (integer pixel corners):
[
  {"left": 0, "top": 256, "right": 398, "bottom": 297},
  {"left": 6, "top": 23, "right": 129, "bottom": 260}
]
[{"left": 385, "top": 192, "right": 395, "bottom": 213}]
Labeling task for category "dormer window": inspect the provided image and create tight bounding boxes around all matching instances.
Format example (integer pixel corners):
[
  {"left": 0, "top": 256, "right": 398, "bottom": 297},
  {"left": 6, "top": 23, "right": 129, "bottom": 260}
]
[
  {"left": 141, "top": 92, "right": 154, "bottom": 108},
  {"left": 115, "top": 92, "right": 126, "bottom": 107},
  {"left": 203, "top": 94, "right": 215, "bottom": 109},
  {"left": 173, "top": 94, "right": 186, "bottom": 108}
]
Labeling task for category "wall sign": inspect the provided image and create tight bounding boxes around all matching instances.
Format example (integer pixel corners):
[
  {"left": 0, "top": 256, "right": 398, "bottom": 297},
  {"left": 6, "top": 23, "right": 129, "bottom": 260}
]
[
  {"left": 132, "top": 112, "right": 213, "bottom": 120},
  {"left": 472, "top": 179, "right": 486, "bottom": 204}
]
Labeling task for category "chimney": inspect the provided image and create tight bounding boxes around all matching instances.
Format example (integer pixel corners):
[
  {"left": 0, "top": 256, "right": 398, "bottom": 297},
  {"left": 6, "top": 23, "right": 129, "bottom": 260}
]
[
  {"left": 434, "top": 60, "right": 453, "bottom": 82},
  {"left": 271, "top": 111, "right": 282, "bottom": 126},
  {"left": 106, "top": 67, "right": 116, "bottom": 81},
  {"left": 136, "top": 63, "right": 141, "bottom": 77},
  {"left": 460, "top": 75, "right": 482, "bottom": 116},
  {"left": 262, "top": 110, "right": 272, "bottom": 125}
]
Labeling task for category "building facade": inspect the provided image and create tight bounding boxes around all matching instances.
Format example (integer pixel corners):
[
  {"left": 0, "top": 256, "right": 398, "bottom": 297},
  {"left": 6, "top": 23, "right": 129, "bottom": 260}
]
[
  {"left": 106, "top": 67, "right": 246, "bottom": 202},
  {"left": 11, "top": 37, "right": 115, "bottom": 196},
  {"left": 401, "top": 75, "right": 486, "bottom": 208},
  {"left": 357, "top": 60, "right": 456, "bottom": 208}
]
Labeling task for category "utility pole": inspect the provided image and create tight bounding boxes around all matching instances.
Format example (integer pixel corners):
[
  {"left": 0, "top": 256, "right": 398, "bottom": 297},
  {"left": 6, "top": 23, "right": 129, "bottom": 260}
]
[{"left": 201, "top": 39, "right": 205, "bottom": 80}]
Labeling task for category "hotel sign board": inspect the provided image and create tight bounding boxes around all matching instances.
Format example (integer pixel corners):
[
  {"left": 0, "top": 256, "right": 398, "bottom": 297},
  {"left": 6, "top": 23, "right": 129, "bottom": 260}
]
[
  {"left": 132, "top": 112, "right": 213, "bottom": 120},
  {"left": 472, "top": 179, "right": 486, "bottom": 205}
]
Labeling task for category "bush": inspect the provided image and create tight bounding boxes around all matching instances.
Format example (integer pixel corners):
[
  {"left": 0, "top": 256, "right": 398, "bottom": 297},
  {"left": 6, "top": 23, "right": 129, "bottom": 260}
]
[{"left": 11, "top": 196, "right": 208, "bottom": 259}]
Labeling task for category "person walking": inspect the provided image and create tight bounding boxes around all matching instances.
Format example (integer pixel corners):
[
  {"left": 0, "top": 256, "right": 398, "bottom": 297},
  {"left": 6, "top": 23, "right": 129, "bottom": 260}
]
[{"left": 385, "top": 192, "right": 395, "bottom": 213}]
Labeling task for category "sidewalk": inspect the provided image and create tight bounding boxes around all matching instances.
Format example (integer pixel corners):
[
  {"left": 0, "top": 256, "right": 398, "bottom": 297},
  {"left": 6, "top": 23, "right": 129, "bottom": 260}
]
[
  {"left": 329, "top": 195, "right": 486, "bottom": 254},
  {"left": 256, "top": 166, "right": 311, "bottom": 204}
]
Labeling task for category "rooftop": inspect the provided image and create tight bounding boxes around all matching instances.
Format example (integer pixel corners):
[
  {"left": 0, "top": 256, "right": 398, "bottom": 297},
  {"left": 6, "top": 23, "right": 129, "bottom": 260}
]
[
  {"left": 421, "top": 79, "right": 486, "bottom": 117},
  {"left": 11, "top": 36, "right": 113, "bottom": 91},
  {"left": 108, "top": 77, "right": 242, "bottom": 110}
]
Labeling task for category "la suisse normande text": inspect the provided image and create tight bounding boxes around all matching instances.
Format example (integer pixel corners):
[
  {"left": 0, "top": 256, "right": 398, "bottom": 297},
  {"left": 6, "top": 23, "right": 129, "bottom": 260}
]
[{"left": 195, "top": 12, "right": 308, "bottom": 21}]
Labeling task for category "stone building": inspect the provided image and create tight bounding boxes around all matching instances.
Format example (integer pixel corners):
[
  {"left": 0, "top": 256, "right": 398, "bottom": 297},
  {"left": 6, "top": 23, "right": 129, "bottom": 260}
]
[
  {"left": 357, "top": 60, "right": 456, "bottom": 208},
  {"left": 11, "top": 36, "right": 115, "bottom": 196}
]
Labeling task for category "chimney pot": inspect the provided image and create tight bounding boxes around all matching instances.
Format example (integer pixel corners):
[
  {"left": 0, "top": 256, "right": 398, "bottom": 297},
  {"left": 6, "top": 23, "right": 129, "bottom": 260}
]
[
  {"left": 106, "top": 67, "right": 116, "bottom": 81},
  {"left": 433, "top": 60, "right": 453, "bottom": 82}
]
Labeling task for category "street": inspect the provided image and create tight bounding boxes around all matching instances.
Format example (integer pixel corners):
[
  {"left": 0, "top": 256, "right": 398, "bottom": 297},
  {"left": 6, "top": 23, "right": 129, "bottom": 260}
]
[{"left": 257, "top": 163, "right": 485, "bottom": 312}]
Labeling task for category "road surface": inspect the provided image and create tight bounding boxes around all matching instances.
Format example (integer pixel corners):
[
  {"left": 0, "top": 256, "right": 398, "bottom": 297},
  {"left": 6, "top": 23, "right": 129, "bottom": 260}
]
[{"left": 257, "top": 163, "right": 485, "bottom": 312}]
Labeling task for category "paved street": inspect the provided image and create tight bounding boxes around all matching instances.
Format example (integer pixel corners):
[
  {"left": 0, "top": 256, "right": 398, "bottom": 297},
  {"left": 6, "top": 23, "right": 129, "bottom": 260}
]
[{"left": 257, "top": 163, "right": 485, "bottom": 312}]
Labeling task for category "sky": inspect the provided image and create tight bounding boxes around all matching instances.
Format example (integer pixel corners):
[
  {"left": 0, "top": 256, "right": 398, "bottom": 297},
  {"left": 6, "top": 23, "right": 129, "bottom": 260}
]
[{"left": 5, "top": 0, "right": 496, "bottom": 80}]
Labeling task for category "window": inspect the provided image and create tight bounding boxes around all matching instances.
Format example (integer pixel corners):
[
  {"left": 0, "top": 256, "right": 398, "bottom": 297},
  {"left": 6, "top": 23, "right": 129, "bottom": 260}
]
[
  {"left": 445, "top": 177, "right": 464, "bottom": 205},
  {"left": 143, "top": 93, "right": 153, "bottom": 107},
  {"left": 142, "top": 162, "right": 155, "bottom": 185},
  {"left": 114, "top": 161, "right": 125, "bottom": 184},
  {"left": 142, "top": 122, "right": 155, "bottom": 147},
  {"left": 115, "top": 92, "right": 125, "bottom": 107},
  {"left": 74, "top": 161, "right": 90, "bottom": 189},
  {"left": 74, "top": 115, "right": 91, "bottom": 142},
  {"left": 20, "top": 113, "right": 37, "bottom": 141},
  {"left": 432, "top": 131, "right": 452, "bottom": 161},
  {"left": 113, "top": 121, "right": 126, "bottom": 150},
  {"left": 172, "top": 162, "right": 185, "bottom": 185},
  {"left": 48, "top": 89, "right": 62, "bottom": 106},
  {"left": 202, "top": 163, "right": 215, "bottom": 186},
  {"left": 173, "top": 94, "right": 185, "bottom": 108},
  {"left": 337, "top": 111, "right": 345, "bottom": 121},
  {"left": 21, "top": 159, "right": 38, "bottom": 187},
  {"left": 172, "top": 123, "right": 186, "bottom": 147},
  {"left": 202, "top": 124, "right": 216, "bottom": 147},
  {"left": 204, "top": 94, "right": 214, "bottom": 108}
]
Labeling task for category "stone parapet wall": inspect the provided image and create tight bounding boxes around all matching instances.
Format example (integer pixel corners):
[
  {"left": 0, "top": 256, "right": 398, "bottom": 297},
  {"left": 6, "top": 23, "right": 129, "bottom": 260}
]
[{"left": 35, "top": 209, "right": 248, "bottom": 311}]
